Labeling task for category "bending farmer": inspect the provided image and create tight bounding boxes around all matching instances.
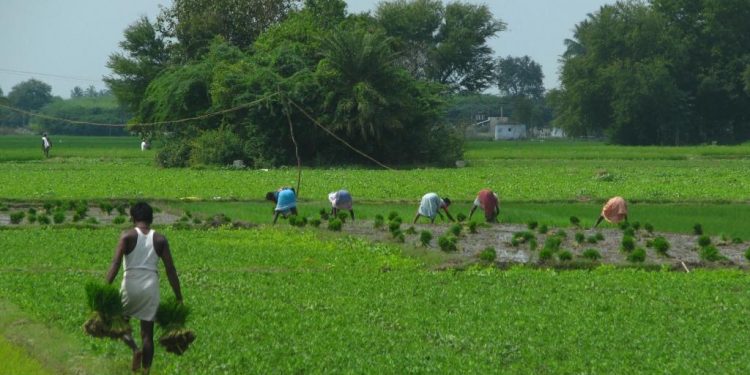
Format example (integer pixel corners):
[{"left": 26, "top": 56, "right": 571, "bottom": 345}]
[
  {"left": 469, "top": 189, "right": 500, "bottom": 223},
  {"left": 105, "top": 202, "right": 183, "bottom": 374},
  {"left": 413, "top": 193, "right": 454, "bottom": 224},
  {"left": 266, "top": 187, "right": 298, "bottom": 224},
  {"left": 595, "top": 196, "right": 628, "bottom": 227},
  {"left": 328, "top": 189, "right": 354, "bottom": 221}
]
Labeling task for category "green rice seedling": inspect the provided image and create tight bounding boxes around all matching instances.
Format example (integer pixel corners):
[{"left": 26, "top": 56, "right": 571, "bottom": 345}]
[
  {"left": 582, "top": 248, "right": 601, "bottom": 261},
  {"left": 337, "top": 211, "right": 348, "bottom": 223},
  {"left": 621, "top": 235, "right": 636, "bottom": 252},
  {"left": 295, "top": 216, "right": 307, "bottom": 227},
  {"left": 395, "top": 231, "right": 405, "bottom": 243},
  {"left": 113, "top": 216, "right": 127, "bottom": 224},
  {"left": 538, "top": 224, "right": 548, "bottom": 234},
  {"left": 179, "top": 216, "right": 189, "bottom": 223},
  {"left": 438, "top": 234, "right": 458, "bottom": 252},
  {"left": 99, "top": 202, "right": 114, "bottom": 215},
  {"left": 388, "top": 221, "right": 401, "bottom": 234},
  {"left": 72, "top": 213, "right": 83, "bottom": 222},
  {"left": 697, "top": 235, "right": 711, "bottom": 248},
  {"left": 699, "top": 245, "right": 724, "bottom": 262},
  {"left": 468, "top": 221, "right": 478, "bottom": 234},
  {"left": 10, "top": 211, "right": 25, "bottom": 224},
  {"left": 156, "top": 298, "right": 196, "bottom": 355},
  {"left": 558, "top": 250, "right": 573, "bottom": 261},
  {"left": 83, "top": 282, "right": 131, "bottom": 339},
  {"left": 538, "top": 248, "right": 554, "bottom": 262},
  {"left": 420, "top": 230, "right": 433, "bottom": 247},
  {"left": 732, "top": 237, "right": 743, "bottom": 244},
  {"left": 449, "top": 224, "right": 462, "bottom": 236},
  {"left": 652, "top": 237, "right": 670, "bottom": 256},
  {"left": 405, "top": 226, "right": 417, "bottom": 235},
  {"left": 27, "top": 207, "right": 37, "bottom": 215},
  {"left": 631, "top": 221, "right": 641, "bottom": 231},
  {"left": 319, "top": 209, "right": 330, "bottom": 221},
  {"left": 544, "top": 236, "right": 562, "bottom": 252},
  {"left": 693, "top": 223, "right": 703, "bottom": 235},
  {"left": 512, "top": 231, "right": 535, "bottom": 245},
  {"left": 644, "top": 223, "right": 654, "bottom": 234},
  {"left": 574, "top": 232, "right": 585, "bottom": 244},
  {"left": 192, "top": 217, "right": 202, "bottom": 225},
  {"left": 529, "top": 238, "right": 538, "bottom": 251},
  {"left": 152, "top": 206, "right": 161, "bottom": 213},
  {"left": 586, "top": 235, "right": 598, "bottom": 244},
  {"left": 569, "top": 216, "right": 580, "bottom": 227},
  {"left": 645, "top": 239, "right": 653, "bottom": 248},
  {"left": 373, "top": 214, "right": 384, "bottom": 229},
  {"left": 288, "top": 216, "right": 299, "bottom": 226},
  {"left": 456, "top": 213, "right": 467, "bottom": 222},
  {"left": 115, "top": 204, "right": 127, "bottom": 216},
  {"left": 623, "top": 228, "right": 635, "bottom": 237},
  {"left": 511, "top": 237, "right": 520, "bottom": 247},
  {"left": 388, "top": 211, "right": 399, "bottom": 221},
  {"left": 595, "top": 232, "right": 605, "bottom": 241},
  {"left": 479, "top": 247, "right": 496, "bottom": 262},
  {"left": 328, "top": 218, "right": 342, "bottom": 231},
  {"left": 37, "top": 215, "right": 50, "bottom": 225},
  {"left": 0, "top": 202, "right": 8, "bottom": 211},
  {"left": 619, "top": 221, "right": 630, "bottom": 230},
  {"left": 53, "top": 212, "right": 66, "bottom": 224},
  {"left": 627, "top": 248, "right": 646, "bottom": 263},
  {"left": 555, "top": 229, "right": 567, "bottom": 238},
  {"left": 27, "top": 214, "right": 37, "bottom": 224},
  {"left": 309, "top": 218, "right": 321, "bottom": 228},
  {"left": 744, "top": 248, "right": 750, "bottom": 262},
  {"left": 86, "top": 217, "right": 99, "bottom": 225},
  {"left": 527, "top": 221, "right": 538, "bottom": 230},
  {"left": 66, "top": 200, "right": 77, "bottom": 211}
]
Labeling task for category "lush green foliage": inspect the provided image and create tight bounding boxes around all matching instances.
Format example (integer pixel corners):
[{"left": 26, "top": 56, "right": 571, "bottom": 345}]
[
  {"left": 34, "top": 95, "right": 129, "bottom": 136},
  {"left": 627, "top": 248, "right": 646, "bottom": 263},
  {"left": 478, "top": 247, "right": 496, "bottom": 262},
  {"left": 652, "top": 236, "right": 670, "bottom": 256}
]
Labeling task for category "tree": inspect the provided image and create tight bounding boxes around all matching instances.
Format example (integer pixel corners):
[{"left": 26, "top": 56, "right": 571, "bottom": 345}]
[
  {"left": 6, "top": 79, "right": 53, "bottom": 127},
  {"left": 71, "top": 86, "right": 84, "bottom": 98},
  {"left": 496, "top": 56, "right": 545, "bottom": 99},
  {"left": 104, "top": 16, "right": 169, "bottom": 114},
  {"left": 376, "top": 0, "right": 505, "bottom": 93},
  {"left": 33, "top": 94, "right": 130, "bottom": 136}
]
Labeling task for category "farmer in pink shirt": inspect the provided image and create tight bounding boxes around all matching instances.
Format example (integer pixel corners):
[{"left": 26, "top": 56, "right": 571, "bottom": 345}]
[{"left": 594, "top": 196, "right": 628, "bottom": 227}]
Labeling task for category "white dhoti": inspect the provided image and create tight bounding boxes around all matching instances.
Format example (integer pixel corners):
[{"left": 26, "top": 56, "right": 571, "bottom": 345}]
[{"left": 121, "top": 269, "right": 160, "bottom": 321}]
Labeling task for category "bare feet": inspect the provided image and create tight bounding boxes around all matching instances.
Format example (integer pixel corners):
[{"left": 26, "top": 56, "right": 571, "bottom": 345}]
[{"left": 131, "top": 350, "right": 142, "bottom": 372}]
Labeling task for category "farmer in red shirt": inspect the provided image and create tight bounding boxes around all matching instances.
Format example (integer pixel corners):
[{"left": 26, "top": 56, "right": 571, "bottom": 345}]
[{"left": 469, "top": 189, "right": 500, "bottom": 223}]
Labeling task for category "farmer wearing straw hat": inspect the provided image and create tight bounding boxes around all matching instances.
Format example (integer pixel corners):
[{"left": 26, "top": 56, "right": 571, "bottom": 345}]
[
  {"left": 595, "top": 196, "right": 628, "bottom": 227},
  {"left": 328, "top": 189, "right": 354, "bottom": 221},
  {"left": 469, "top": 189, "right": 500, "bottom": 223},
  {"left": 105, "top": 202, "right": 183, "bottom": 373},
  {"left": 414, "top": 192, "right": 455, "bottom": 224}
]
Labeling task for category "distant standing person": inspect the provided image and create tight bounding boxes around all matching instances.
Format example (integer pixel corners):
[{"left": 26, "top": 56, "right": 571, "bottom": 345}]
[
  {"left": 41, "top": 133, "right": 51, "bottom": 158},
  {"left": 105, "top": 202, "right": 183, "bottom": 373},
  {"left": 595, "top": 196, "right": 628, "bottom": 227},
  {"left": 413, "top": 193, "right": 454, "bottom": 224},
  {"left": 328, "top": 189, "right": 354, "bottom": 221},
  {"left": 141, "top": 139, "right": 149, "bottom": 151},
  {"left": 469, "top": 189, "right": 500, "bottom": 223},
  {"left": 266, "top": 187, "right": 298, "bottom": 224}
]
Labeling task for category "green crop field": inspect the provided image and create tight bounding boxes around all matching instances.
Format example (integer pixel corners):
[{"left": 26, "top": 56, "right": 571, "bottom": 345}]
[{"left": 2, "top": 135, "right": 750, "bottom": 373}]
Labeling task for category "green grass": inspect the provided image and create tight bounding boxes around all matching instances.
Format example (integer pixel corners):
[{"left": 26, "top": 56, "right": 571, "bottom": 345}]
[
  {"left": 0, "top": 227, "right": 749, "bottom": 373},
  {"left": 0, "top": 135, "right": 147, "bottom": 162},
  {"left": 0, "top": 336, "right": 51, "bottom": 375}
]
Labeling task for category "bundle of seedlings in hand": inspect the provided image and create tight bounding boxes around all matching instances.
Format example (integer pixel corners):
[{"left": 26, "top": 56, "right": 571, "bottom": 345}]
[
  {"left": 82, "top": 282, "right": 131, "bottom": 339},
  {"left": 156, "top": 298, "right": 196, "bottom": 355}
]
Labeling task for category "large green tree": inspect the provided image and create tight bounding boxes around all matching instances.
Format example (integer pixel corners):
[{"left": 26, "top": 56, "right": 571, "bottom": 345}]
[
  {"left": 33, "top": 94, "right": 130, "bottom": 136},
  {"left": 496, "top": 55, "right": 545, "bottom": 99},
  {"left": 376, "top": 0, "right": 504, "bottom": 93},
  {"left": 6, "top": 79, "right": 53, "bottom": 127}
]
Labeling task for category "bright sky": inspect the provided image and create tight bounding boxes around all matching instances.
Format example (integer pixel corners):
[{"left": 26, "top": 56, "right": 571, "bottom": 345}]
[{"left": 0, "top": 0, "right": 615, "bottom": 98}]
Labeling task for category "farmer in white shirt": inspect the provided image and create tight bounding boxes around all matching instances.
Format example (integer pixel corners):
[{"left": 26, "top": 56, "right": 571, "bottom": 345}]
[{"left": 42, "top": 133, "right": 51, "bottom": 158}]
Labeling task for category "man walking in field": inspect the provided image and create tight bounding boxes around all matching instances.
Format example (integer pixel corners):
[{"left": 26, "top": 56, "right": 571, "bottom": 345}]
[
  {"left": 595, "top": 196, "right": 628, "bottom": 227},
  {"left": 105, "top": 202, "right": 183, "bottom": 373},
  {"left": 41, "top": 133, "right": 51, "bottom": 158}
]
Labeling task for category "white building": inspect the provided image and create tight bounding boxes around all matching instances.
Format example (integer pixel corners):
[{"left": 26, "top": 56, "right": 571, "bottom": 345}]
[{"left": 491, "top": 116, "right": 527, "bottom": 140}]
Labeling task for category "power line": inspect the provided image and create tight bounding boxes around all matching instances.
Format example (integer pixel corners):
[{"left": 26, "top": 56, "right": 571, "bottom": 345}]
[{"left": 0, "top": 68, "right": 101, "bottom": 83}]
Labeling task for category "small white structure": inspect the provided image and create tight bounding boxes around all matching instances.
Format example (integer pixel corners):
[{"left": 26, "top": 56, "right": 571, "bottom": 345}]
[
  {"left": 488, "top": 116, "right": 527, "bottom": 140},
  {"left": 550, "top": 127, "right": 566, "bottom": 138}
]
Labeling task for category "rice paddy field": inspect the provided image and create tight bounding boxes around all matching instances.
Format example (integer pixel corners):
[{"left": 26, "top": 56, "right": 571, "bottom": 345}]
[{"left": 1, "top": 135, "right": 750, "bottom": 374}]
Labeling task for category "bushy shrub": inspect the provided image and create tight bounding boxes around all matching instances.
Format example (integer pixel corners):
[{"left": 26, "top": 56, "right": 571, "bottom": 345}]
[
  {"left": 156, "top": 142, "right": 191, "bottom": 168},
  {"left": 420, "top": 230, "right": 433, "bottom": 246},
  {"left": 652, "top": 236, "right": 670, "bottom": 256},
  {"left": 468, "top": 221, "right": 478, "bottom": 234},
  {"left": 538, "top": 224, "right": 548, "bottom": 234},
  {"left": 456, "top": 213, "right": 467, "bottom": 222},
  {"left": 582, "top": 248, "right": 601, "bottom": 261},
  {"left": 697, "top": 235, "right": 711, "bottom": 248},
  {"left": 569, "top": 216, "right": 580, "bottom": 227},
  {"left": 621, "top": 235, "right": 635, "bottom": 252},
  {"left": 627, "top": 247, "right": 646, "bottom": 262},
  {"left": 558, "top": 250, "right": 573, "bottom": 261},
  {"left": 479, "top": 247, "right": 496, "bottom": 262},
  {"left": 448, "top": 224, "right": 462, "bottom": 236},
  {"left": 438, "top": 234, "right": 458, "bottom": 252},
  {"left": 699, "top": 245, "right": 724, "bottom": 262},
  {"left": 644, "top": 223, "right": 654, "bottom": 233},
  {"left": 188, "top": 127, "right": 245, "bottom": 167},
  {"left": 574, "top": 232, "right": 585, "bottom": 244},
  {"left": 53, "top": 212, "right": 66, "bottom": 224},
  {"left": 327, "top": 218, "right": 342, "bottom": 231},
  {"left": 693, "top": 223, "right": 703, "bottom": 235},
  {"left": 527, "top": 221, "right": 538, "bottom": 230},
  {"left": 10, "top": 211, "right": 25, "bottom": 224}
]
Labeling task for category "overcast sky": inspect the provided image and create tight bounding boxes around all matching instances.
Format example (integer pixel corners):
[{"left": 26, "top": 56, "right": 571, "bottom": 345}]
[{"left": 0, "top": 0, "right": 615, "bottom": 98}]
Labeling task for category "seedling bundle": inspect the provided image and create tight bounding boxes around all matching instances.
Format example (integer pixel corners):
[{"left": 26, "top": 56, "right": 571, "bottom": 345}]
[
  {"left": 82, "top": 282, "right": 131, "bottom": 339},
  {"left": 156, "top": 298, "right": 196, "bottom": 355}
]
